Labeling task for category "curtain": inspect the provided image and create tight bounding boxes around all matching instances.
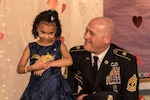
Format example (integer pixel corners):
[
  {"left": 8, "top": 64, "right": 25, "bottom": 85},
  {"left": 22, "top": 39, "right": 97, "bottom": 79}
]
[{"left": 0, "top": 0, "right": 103, "bottom": 99}]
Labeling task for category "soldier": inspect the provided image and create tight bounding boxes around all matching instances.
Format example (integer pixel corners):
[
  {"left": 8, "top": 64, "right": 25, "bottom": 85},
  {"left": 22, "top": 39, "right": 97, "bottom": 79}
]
[{"left": 67, "top": 17, "right": 139, "bottom": 100}]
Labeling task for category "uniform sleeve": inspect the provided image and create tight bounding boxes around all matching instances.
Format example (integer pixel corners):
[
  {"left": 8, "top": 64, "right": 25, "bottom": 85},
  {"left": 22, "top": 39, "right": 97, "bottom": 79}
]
[
  {"left": 67, "top": 65, "right": 79, "bottom": 95},
  {"left": 66, "top": 50, "right": 81, "bottom": 98},
  {"left": 66, "top": 46, "right": 86, "bottom": 98},
  {"left": 121, "top": 56, "right": 139, "bottom": 100}
]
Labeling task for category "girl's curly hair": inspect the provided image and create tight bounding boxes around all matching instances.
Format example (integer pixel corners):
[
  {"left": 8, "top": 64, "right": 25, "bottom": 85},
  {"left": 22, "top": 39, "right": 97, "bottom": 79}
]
[{"left": 32, "top": 10, "right": 62, "bottom": 39}]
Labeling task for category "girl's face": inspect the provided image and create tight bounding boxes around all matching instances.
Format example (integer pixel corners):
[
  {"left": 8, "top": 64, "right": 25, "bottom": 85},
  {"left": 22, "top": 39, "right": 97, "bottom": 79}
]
[{"left": 36, "top": 22, "right": 57, "bottom": 46}]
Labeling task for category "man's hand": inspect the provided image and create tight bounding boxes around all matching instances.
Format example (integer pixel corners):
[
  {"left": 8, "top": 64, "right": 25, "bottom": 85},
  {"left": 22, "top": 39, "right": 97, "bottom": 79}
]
[{"left": 77, "top": 94, "right": 88, "bottom": 100}]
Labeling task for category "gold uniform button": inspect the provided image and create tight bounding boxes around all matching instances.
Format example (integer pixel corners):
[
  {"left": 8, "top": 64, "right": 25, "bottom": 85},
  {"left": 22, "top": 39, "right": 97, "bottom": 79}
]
[{"left": 93, "top": 91, "right": 96, "bottom": 94}]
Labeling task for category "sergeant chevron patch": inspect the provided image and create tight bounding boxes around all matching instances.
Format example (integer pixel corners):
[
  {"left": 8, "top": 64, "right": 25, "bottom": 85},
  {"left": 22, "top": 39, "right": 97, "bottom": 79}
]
[{"left": 127, "top": 74, "right": 137, "bottom": 92}]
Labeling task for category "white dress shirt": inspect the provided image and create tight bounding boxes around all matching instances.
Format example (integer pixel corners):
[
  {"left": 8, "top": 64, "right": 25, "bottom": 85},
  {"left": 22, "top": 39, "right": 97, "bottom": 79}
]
[{"left": 91, "top": 46, "right": 110, "bottom": 70}]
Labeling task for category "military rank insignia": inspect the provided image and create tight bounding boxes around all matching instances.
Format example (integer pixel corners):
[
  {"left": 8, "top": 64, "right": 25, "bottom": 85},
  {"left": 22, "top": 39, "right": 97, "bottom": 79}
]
[
  {"left": 127, "top": 74, "right": 137, "bottom": 92},
  {"left": 106, "top": 62, "right": 121, "bottom": 85}
]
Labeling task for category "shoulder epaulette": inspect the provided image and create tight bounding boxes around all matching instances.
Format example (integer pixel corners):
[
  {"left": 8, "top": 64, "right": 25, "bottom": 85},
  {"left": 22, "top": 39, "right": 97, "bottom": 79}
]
[
  {"left": 70, "top": 45, "right": 85, "bottom": 52},
  {"left": 113, "top": 48, "right": 134, "bottom": 61}
]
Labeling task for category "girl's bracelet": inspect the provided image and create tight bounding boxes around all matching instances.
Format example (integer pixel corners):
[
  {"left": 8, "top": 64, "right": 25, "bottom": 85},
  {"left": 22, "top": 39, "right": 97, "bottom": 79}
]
[{"left": 25, "top": 66, "right": 28, "bottom": 73}]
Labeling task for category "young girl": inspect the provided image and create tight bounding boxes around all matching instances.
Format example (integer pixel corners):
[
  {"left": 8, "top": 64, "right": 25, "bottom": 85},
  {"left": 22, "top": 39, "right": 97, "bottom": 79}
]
[{"left": 17, "top": 10, "right": 74, "bottom": 100}]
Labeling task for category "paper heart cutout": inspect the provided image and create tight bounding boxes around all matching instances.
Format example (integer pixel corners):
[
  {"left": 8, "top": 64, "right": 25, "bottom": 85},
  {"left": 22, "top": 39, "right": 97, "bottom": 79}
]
[
  {"left": 47, "top": 0, "right": 58, "bottom": 9},
  {"left": 133, "top": 16, "right": 142, "bottom": 28},
  {"left": 61, "top": 3, "right": 66, "bottom": 13},
  {"left": 136, "top": 53, "right": 141, "bottom": 67},
  {"left": 0, "top": 32, "right": 4, "bottom": 41}
]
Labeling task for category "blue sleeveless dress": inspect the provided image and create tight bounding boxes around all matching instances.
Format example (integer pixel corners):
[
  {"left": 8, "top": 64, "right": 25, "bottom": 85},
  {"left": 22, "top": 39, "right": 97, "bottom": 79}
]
[{"left": 20, "top": 40, "right": 74, "bottom": 100}]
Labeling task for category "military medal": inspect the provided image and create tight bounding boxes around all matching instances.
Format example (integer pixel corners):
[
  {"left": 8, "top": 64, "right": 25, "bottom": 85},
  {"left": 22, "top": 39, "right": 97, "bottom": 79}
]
[{"left": 106, "top": 62, "right": 121, "bottom": 85}]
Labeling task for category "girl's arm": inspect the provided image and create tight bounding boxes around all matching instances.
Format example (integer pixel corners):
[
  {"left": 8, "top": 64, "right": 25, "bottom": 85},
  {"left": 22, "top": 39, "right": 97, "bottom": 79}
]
[
  {"left": 17, "top": 45, "right": 31, "bottom": 74},
  {"left": 48, "top": 42, "right": 73, "bottom": 68},
  {"left": 17, "top": 45, "right": 48, "bottom": 74}
]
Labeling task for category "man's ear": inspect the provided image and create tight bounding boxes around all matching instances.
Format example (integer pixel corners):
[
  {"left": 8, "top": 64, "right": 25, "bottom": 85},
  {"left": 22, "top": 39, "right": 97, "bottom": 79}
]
[{"left": 104, "top": 34, "right": 112, "bottom": 44}]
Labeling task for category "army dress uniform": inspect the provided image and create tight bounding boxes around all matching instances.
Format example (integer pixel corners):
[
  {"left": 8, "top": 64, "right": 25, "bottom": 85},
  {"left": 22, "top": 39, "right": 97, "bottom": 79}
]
[{"left": 66, "top": 43, "right": 139, "bottom": 100}]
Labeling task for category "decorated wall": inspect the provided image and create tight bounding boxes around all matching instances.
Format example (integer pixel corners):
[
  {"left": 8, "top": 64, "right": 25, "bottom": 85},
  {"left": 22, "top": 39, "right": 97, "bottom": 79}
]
[
  {"left": 0, "top": 0, "right": 103, "bottom": 99},
  {"left": 104, "top": 0, "right": 150, "bottom": 79},
  {"left": 0, "top": 0, "right": 150, "bottom": 100}
]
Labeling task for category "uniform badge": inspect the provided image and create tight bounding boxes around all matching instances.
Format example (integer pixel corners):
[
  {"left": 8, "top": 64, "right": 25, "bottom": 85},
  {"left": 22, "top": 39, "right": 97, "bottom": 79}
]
[
  {"left": 74, "top": 71, "right": 83, "bottom": 85},
  {"left": 77, "top": 71, "right": 81, "bottom": 75},
  {"left": 106, "top": 62, "right": 121, "bottom": 85},
  {"left": 93, "top": 91, "right": 96, "bottom": 94},
  {"left": 127, "top": 74, "right": 137, "bottom": 92},
  {"left": 113, "top": 49, "right": 131, "bottom": 61},
  {"left": 122, "top": 51, "right": 127, "bottom": 56},
  {"left": 86, "top": 57, "right": 90, "bottom": 60},
  {"left": 113, "top": 85, "right": 118, "bottom": 92},
  {"left": 104, "top": 60, "right": 109, "bottom": 65}
]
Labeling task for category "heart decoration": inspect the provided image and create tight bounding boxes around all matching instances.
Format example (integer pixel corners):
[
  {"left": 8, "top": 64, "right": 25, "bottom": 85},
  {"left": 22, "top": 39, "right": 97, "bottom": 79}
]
[
  {"left": 132, "top": 16, "right": 142, "bottom": 28},
  {"left": 136, "top": 53, "right": 141, "bottom": 67},
  {"left": 47, "top": 0, "right": 58, "bottom": 10},
  {"left": 0, "top": 32, "right": 4, "bottom": 41},
  {"left": 61, "top": 3, "right": 66, "bottom": 13}
]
